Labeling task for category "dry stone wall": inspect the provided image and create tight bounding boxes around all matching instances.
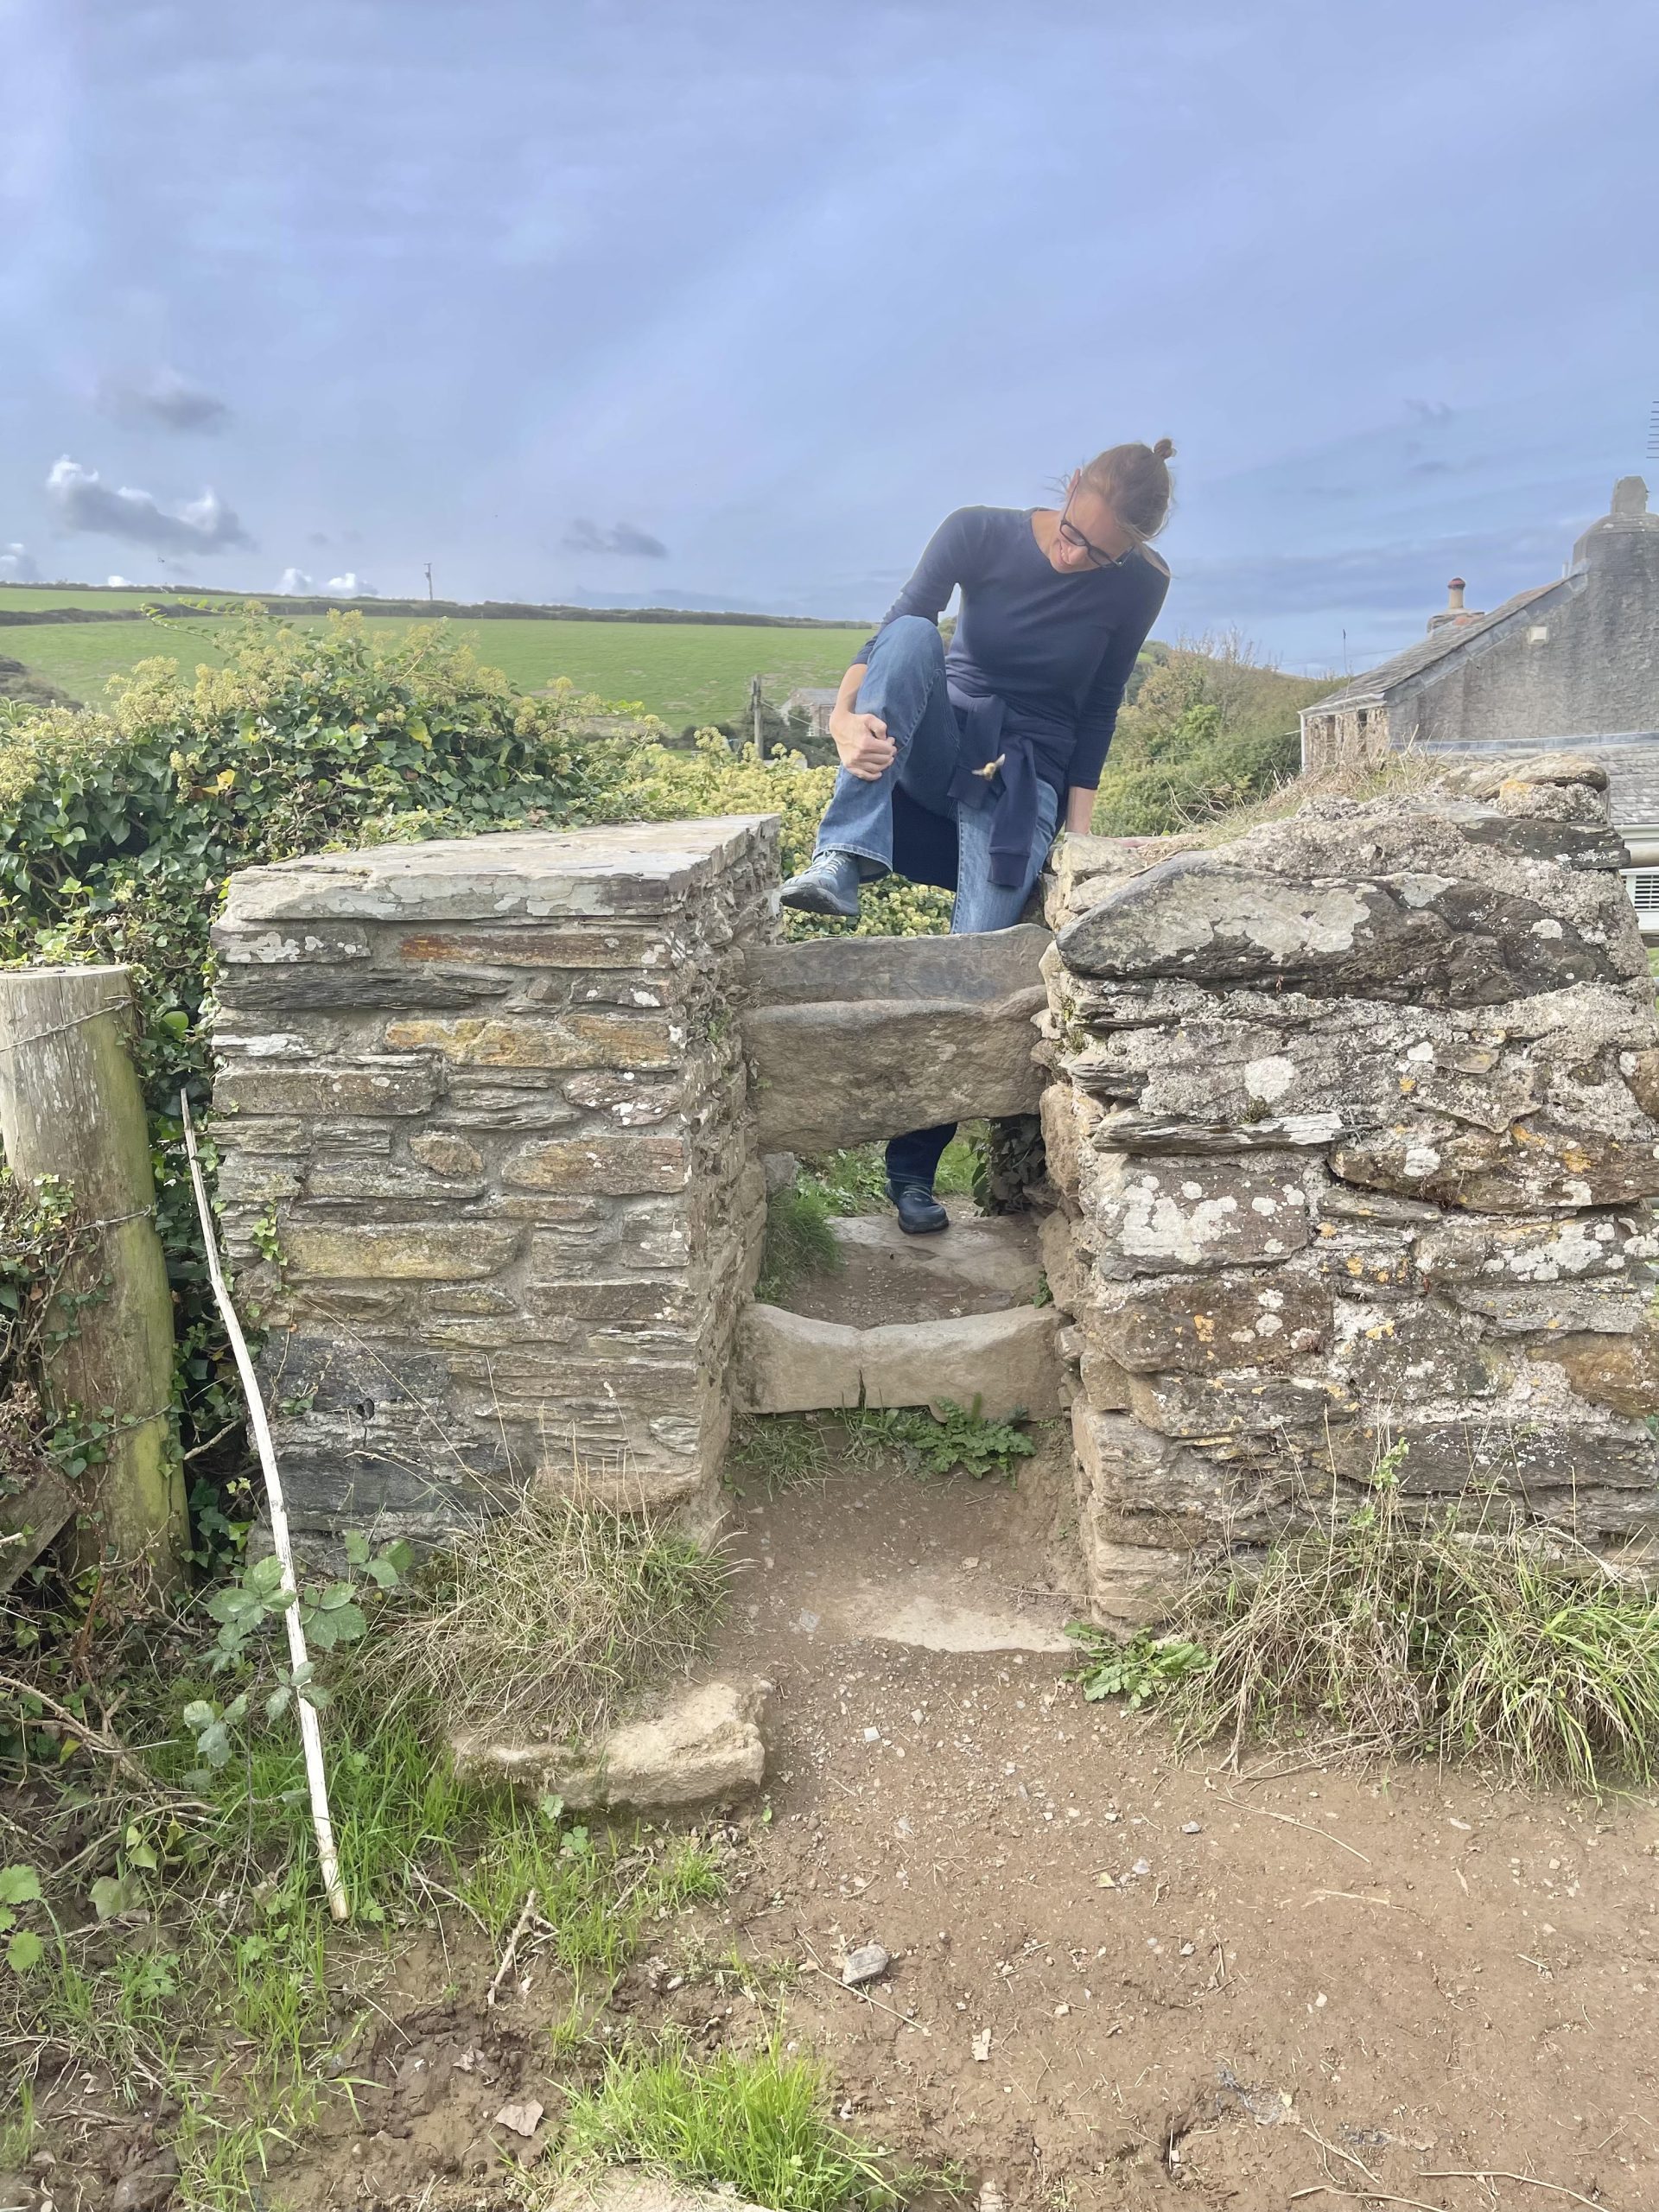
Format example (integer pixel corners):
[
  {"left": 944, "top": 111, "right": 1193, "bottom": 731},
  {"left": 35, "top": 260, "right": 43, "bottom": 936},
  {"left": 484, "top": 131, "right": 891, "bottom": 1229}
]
[
  {"left": 210, "top": 819, "right": 777, "bottom": 1549},
  {"left": 1039, "top": 756, "right": 1659, "bottom": 1621},
  {"left": 206, "top": 764, "right": 1659, "bottom": 1611}
]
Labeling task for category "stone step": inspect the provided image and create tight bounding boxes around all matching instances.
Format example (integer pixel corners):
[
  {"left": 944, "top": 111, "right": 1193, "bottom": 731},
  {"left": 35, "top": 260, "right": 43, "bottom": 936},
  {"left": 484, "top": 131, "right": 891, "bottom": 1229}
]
[
  {"left": 783, "top": 1205, "right": 1043, "bottom": 1328},
  {"left": 736, "top": 1300, "right": 1062, "bottom": 1421},
  {"left": 452, "top": 1675, "right": 771, "bottom": 1811}
]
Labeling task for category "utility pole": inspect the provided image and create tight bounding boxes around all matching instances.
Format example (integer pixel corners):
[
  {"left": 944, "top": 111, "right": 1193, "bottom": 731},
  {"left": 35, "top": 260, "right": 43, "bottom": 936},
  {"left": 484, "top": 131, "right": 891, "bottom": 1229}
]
[
  {"left": 750, "top": 673, "right": 765, "bottom": 755},
  {"left": 424, "top": 562, "right": 435, "bottom": 603}
]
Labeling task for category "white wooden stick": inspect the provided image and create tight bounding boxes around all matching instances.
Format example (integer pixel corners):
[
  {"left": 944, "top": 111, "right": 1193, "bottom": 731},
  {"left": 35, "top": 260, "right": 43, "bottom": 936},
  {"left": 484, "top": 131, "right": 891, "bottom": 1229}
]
[{"left": 180, "top": 1093, "right": 349, "bottom": 1923}]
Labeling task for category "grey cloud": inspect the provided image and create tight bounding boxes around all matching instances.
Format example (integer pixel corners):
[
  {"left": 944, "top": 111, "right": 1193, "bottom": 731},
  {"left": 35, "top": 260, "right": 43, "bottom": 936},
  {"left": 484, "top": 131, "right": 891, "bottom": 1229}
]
[
  {"left": 562, "top": 518, "right": 669, "bottom": 559},
  {"left": 1406, "top": 399, "right": 1455, "bottom": 424},
  {"left": 98, "top": 367, "right": 232, "bottom": 433},
  {"left": 46, "top": 456, "right": 251, "bottom": 552},
  {"left": 1173, "top": 524, "right": 1568, "bottom": 621},
  {"left": 0, "top": 543, "right": 39, "bottom": 582},
  {"left": 277, "top": 567, "right": 312, "bottom": 593}
]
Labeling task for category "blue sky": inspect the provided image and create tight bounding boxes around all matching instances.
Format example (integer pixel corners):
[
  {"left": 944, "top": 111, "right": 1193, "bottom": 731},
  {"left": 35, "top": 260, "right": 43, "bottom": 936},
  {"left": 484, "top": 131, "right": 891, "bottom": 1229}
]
[{"left": 2, "top": 0, "right": 1654, "bottom": 671}]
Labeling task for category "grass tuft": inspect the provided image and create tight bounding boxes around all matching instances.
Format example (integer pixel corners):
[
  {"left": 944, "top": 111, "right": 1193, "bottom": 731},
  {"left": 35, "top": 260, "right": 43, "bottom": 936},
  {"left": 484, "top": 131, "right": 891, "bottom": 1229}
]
[
  {"left": 361, "top": 1492, "right": 728, "bottom": 1745},
  {"left": 557, "top": 2037, "right": 904, "bottom": 2211},
  {"left": 1156, "top": 1449, "right": 1659, "bottom": 1788},
  {"left": 756, "top": 1181, "right": 842, "bottom": 1302},
  {"left": 726, "top": 1413, "right": 829, "bottom": 1494}
]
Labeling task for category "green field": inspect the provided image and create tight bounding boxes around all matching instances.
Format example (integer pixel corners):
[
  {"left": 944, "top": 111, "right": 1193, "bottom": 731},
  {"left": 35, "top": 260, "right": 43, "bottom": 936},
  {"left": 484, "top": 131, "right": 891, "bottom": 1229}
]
[
  {"left": 0, "top": 586, "right": 186, "bottom": 612},
  {"left": 0, "top": 611, "right": 870, "bottom": 728}
]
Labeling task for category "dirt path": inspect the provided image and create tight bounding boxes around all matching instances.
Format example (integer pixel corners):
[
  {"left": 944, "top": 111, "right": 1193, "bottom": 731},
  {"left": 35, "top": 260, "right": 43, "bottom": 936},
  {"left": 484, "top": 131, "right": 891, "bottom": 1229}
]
[
  {"left": 255, "top": 1427, "right": 1659, "bottom": 2211},
  {"left": 713, "top": 1441, "right": 1659, "bottom": 2209},
  {"left": 154, "top": 1211, "right": 1659, "bottom": 2209}
]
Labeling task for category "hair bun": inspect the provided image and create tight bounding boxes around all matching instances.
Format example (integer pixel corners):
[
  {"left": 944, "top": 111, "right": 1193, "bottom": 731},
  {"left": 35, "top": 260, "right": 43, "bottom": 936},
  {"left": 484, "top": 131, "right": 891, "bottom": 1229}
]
[{"left": 1152, "top": 437, "right": 1176, "bottom": 462}]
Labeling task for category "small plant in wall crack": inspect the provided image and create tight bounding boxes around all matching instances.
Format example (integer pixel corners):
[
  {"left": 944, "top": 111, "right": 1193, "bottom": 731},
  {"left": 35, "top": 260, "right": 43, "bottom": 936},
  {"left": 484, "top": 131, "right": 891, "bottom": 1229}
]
[{"left": 250, "top": 1204, "right": 285, "bottom": 1265}]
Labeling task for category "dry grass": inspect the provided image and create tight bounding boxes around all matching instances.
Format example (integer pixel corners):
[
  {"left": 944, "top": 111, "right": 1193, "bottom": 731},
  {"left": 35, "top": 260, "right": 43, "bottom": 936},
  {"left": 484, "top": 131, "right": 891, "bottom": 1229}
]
[
  {"left": 1162, "top": 1450, "right": 1659, "bottom": 1789},
  {"left": 362, "top": 1490, "right": 729, "bottom": 1745},
  {"left": 1187, "top": 742, "right": 1456, "bottom": 846}
]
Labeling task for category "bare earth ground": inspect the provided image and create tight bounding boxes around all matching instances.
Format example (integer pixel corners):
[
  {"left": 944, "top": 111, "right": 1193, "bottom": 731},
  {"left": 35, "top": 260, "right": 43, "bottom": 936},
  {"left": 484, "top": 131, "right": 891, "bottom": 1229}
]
[
  {"left": 209, "top": 1427, "right": 1659, "bottom": 2212},
  {"left": 18, "top": 1216, "right": 1659, "bottom": 2210}
]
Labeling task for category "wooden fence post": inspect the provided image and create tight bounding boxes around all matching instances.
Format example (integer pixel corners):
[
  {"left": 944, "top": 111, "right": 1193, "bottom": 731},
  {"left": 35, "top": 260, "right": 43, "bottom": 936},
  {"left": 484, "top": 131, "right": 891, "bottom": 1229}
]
[{"left": 0, "top": 965, "right": 186, "bottom": 1598}]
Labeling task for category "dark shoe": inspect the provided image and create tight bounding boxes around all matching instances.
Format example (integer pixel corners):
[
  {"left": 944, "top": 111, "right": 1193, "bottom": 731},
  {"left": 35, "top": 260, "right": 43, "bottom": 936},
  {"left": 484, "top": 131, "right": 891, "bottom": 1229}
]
[
  {"left": 780, "top": 849, "right": 861, "bottom": 918},
  {"left": 887, "top": 1180, "right": 949, "bottom": 1236}
]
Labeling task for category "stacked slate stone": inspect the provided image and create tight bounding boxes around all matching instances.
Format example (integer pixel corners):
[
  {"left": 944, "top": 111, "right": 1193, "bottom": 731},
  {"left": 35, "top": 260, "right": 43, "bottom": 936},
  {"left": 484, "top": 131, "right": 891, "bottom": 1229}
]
[
  {"left": 210, "top": 819, "right": 778, "bottom": 1552},
  {"left": 1037, "top": 757, "right": 1659, "bottom": 1623}
]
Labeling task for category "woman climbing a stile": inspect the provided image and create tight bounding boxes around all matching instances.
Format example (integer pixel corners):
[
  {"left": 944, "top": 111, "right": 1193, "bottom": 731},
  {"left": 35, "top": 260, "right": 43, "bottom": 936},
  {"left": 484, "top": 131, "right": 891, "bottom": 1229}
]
[{"left": 782, "top": 439, "right": 1174, "bottom": 1234}]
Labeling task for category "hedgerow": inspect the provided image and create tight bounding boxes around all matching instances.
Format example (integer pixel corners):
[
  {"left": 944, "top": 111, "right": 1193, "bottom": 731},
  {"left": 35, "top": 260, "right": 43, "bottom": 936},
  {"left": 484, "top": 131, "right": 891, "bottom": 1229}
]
[{"left": 0, "top": 612, "right": 626, "bottom": 1462}]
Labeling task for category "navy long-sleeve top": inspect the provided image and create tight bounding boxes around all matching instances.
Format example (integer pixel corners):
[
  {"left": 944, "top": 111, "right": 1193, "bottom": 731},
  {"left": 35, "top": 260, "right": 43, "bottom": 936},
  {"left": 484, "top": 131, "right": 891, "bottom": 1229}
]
[{"left": 861, "top": 505, "right": 1170, "bottom": 797}]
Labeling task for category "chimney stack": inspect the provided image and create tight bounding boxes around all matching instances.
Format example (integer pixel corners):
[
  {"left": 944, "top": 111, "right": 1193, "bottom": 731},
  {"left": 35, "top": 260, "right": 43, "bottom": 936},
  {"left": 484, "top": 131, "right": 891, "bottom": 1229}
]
[{"left": 1427, "top": 574, "right": 1484, "bottom": 634}]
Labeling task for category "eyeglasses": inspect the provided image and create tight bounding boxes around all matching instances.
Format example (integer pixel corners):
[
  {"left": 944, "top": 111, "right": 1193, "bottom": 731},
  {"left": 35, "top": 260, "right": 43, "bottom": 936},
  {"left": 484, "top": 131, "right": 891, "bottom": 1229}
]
[{"left": 1057, "top": 504, "right": 1137, "bottom": 570}]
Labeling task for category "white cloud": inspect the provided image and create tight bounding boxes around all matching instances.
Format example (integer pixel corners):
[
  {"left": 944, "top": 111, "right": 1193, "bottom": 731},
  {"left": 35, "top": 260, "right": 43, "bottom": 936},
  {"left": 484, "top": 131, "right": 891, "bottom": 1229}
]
[
  {"left": 324, "top": 573, "right": 376, "bottom": 596},
  {"left": 0, "top": 543, "right": 38, "bottom": 582},
  {"left": 107, "top": 575, "right": 132, "bottom": 588},
  {"left": 47, "top": 455, "right": 251, "bottom": 553},
  {"left": 277, "top": 567, "right": 313, "bottom": 594}
]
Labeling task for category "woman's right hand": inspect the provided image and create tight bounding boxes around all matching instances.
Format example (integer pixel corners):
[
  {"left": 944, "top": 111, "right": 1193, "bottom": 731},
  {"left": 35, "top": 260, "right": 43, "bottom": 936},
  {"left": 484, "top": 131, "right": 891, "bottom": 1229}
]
[{"left": 830, "top": 709, "right": 897, "bottom": 782}]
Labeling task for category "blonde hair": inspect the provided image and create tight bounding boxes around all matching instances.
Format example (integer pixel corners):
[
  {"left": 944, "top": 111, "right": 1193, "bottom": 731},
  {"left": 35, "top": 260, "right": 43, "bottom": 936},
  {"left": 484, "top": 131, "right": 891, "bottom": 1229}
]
[{"left": 1079, "top": 439, "right": 1176, "bottom": 539}]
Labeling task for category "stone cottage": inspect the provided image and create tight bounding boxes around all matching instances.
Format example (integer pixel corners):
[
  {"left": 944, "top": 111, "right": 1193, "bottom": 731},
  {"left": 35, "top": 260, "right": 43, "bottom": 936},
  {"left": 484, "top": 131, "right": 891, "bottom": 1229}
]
[{"left": 1299, "top": 478, "right": 1659, "bottom": 930}]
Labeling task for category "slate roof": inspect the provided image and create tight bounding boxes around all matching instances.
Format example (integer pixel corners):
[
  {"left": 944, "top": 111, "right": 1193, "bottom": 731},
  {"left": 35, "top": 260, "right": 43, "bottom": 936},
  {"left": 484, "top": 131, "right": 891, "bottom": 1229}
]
[
  {"left": 1605, "top": 747, "right": 1659, "bottom": 826},
  {"left": 1307, "top": 583, "right": 1561, "bottom": 712}
]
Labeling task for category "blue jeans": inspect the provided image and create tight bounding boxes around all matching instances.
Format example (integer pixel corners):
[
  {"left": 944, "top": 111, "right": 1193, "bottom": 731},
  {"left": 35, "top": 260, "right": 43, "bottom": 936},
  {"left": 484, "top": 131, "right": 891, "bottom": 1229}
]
[
  {"left": 812, "top": 616, "right": 1060, "bottom": 1189},
  {"left": 814, "top": 616, "right": 1060, "bottom": 934}
]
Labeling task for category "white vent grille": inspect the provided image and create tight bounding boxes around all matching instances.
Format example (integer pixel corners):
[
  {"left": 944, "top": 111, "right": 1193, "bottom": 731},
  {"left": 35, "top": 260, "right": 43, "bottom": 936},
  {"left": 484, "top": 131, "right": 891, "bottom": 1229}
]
[{"left": 1626, "top": 871, "right": 1659, "bottom": 912}]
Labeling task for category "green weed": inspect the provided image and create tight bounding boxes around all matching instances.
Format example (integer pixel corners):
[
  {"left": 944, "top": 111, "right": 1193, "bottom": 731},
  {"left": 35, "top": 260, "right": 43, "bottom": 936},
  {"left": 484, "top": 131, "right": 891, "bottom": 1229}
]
[
  {"left": 845, "top": 1399, "right": 1036, "bottom": 1483},
  {"left": 3, "top": 1533, "right": 734, "bottom": 2207},
  {"left": 1065, "top": 1624, "right": 1211, "bottom": 1711},
  {"left": 557, "top": 2037, "right": 904, "bottom": 2212},
  {"left": 800, "top": 1146, "right": 890, "bottom": 1217}
]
